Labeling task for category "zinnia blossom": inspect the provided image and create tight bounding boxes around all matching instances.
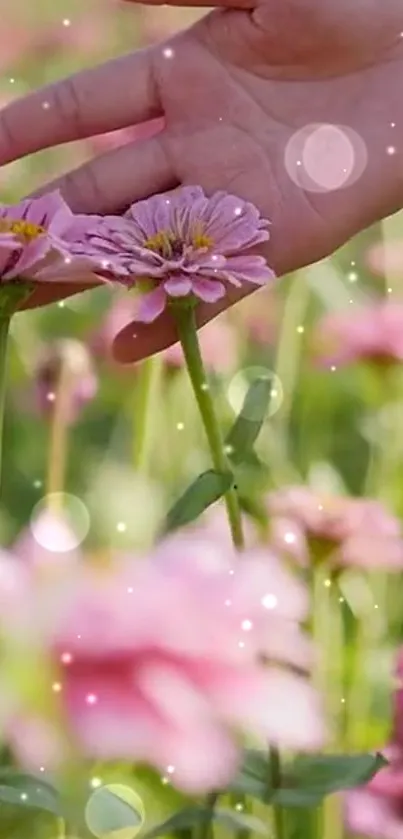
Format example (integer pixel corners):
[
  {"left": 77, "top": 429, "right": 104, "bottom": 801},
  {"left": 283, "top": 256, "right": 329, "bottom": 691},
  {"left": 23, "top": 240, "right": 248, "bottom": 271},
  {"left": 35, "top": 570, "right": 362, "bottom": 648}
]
[
  {"left": 0, "top": 533, "right": 324, "bottom": 792},
  {"left": 71, "top": 186, "right": 274, "bottom": 323},
  {"left": 0, "top": 192, "right": 105, "bottom": 310},
  {"left": 313, "top": 303, "right": 403, "bottom": 367},
  {"left": 268, "top": 486, "right": 403, "bottom": 570},
  {"left": 346, "top": 650, "right": 403, "bottom": 839}
]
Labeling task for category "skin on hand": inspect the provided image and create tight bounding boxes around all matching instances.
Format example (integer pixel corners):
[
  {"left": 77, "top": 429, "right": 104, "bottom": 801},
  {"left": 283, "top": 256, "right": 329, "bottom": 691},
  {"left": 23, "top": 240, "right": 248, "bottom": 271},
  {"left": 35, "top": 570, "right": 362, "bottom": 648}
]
[{"left": 0, "top": 0, "right": 402, "bottom": 361}]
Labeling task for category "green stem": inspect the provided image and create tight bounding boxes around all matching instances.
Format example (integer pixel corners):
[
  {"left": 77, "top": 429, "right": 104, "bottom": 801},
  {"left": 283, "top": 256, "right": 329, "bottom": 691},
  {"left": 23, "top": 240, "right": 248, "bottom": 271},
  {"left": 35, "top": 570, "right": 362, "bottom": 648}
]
[
  {"left": 174, "top": 306, "right": 244, "bottom": 549},
  {"left": 0, "top": 316, "right": 10, "bottom": 493},
  {"left": 132, "top": 356, "right": 162, "bottom": 473},
  {"left": 269, "top": 746, "right": 285, "bottom": 839},
  {"left": 195, "top": 792, "right": 218, "bottom": 839}
]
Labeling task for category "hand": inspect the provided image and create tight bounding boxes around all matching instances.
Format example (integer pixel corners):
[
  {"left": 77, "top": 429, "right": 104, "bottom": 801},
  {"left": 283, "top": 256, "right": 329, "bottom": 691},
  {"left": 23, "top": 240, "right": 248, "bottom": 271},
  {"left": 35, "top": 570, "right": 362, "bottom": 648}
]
[{"left": 0, "top": 0, "right": 402, "bottom": 362}]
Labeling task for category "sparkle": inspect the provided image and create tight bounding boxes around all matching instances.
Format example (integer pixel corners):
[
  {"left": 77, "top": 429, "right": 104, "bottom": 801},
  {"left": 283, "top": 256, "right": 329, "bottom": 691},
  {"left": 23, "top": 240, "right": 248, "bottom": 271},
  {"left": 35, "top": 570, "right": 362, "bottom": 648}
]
[
  {"left": 163, "top": 47, "right": 174, "bottom": 58},
  {"left": 60, "top": 652, "right": 73, "bottom": 665},
  {"left": 388, "top": 287, "right": 393, "bottom": 294},
  {"left": 351, "top": 260, "right": 356, "bottom": 266},
  {"left": 224, "top": 444, "right": 234, "bottom": 455},
  {"left": 225, "top": 599, "right": 232, "bottom": 606},
  {"left": 9, "top": 78, "right": 15, "bottom": 84},
  {"left": 20, "top": 793, "right": 28, "bottom": 801},
  {"left": 234, "top": 207, "right": 243, "bottom": 216},
  {"left": 330, "top": 365, "right": 337, "bottom": 372},
  {"left": 229, "top": 569, "right": 235, "bottom": 576},
  {"left": 58, "top": 301, "right": 65, "bottom": 308},
  {"left": 39, "top": 767, "right": 45, "bottom": 772},
  {"left": 47, "top": 392, "right": 56, "bottom": 402},
  {"left": 324, "top": 579, "right": 331, "bottom": 588},
  {"left": 90, "top": 777, "right": 102, "bottom": 789},
  {"left": 101, "top": 260, "right": 110, "bottom": 269},
  {"left": 339, "top": 597, "right": 344, "bottom": 603},
  {"left": 33, "top": 480, "right": 42, "bottom": 489},
  {"left": 262, "top": 593, "right": 277, "bottom": 610},
  {"left": 62, "top": 18, "right": 71, "bottom": 26},
  {"left": 296, "top": 160, "right": 302, "bottom": 167},
  {"left": 387, "top": 146, "right": 396, "bottom": 155},
  {"left": 241, "top": 619, "right": 253, "bottom": 631},
  {"left": 296, "top": 325, "right": 304, "bottom": 334},
  {"left": 271, "top": 388, "right": 278, "bottom": 398},
  {"left": 374, "top": 604, "right": 379, "bottom": 609},
  {"left": 391, "top": 122, "right": 396, "bottom": 128},
  {"left": 167, "top": 765, "right": 175, "bottom": 774},
  {"left": 284, "top": 532, "right": 296, "bottom": 545},
  {"left": 348, "top": 271, "right": 358, "bottom": 282},
  {"left": 176, "top": 422, "right": 185, "bottom": 431},
  {"left": 238, "top": 641, "right": 245, "bottom": 649},
  {"left": 161, "top": 776, "right": 169, "bottom": 785},
  {"left": 42, "top": 101, "right": 50, "bottom": 110},
  {"left": 116, "top": 522, "right": 126, "bottom": 533},
  {"left": 235, "top": 803, "right": 244, "bottom": 812},
  {"left": 52, "top": 682, "right": 62, "bottom": 693},
  {"left": 64, "top": 256, "right": 72, "bottom": 264},
  {"left": 86, "top": 693, "right": 98, "bottom": 705},
  {"left": 341, "top": 698, "right": 345, "bottom": 704},
  {"left": 127, "top": 587, "right": 134, "bottom": 594}
]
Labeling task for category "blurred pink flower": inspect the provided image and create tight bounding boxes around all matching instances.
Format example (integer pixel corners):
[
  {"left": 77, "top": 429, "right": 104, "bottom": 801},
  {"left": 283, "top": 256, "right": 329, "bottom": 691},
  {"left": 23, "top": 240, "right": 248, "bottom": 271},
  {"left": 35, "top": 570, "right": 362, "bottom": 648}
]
[
  {"left": 34, "top": 339, "right": 97, "bottom": 423},
  {"left": 313, "top": 303, "right": 403, "bottom": 367},
  {"left": 366, "top": 240, "right": 403, "bottom": 279},
  {"left": 0, "top": 192, "right": 106, "bottom": 310},
  {"left": 268, "top": 486, "right": 403, "bottom": 570},
  {"left": 346, "top": 650, "right": 403, "bottom": 838},
  {"left": 71, "top": 186, "right": 274, "bottom": 323},
  {"left": 2, "top": 535, "right": 325, "bottom": 791}
]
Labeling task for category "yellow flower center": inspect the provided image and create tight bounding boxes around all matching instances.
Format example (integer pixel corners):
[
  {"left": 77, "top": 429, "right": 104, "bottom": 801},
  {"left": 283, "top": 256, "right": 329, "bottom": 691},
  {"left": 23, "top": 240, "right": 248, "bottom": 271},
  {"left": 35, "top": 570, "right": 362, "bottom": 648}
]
[
  {"left": 0, "top": 219, "right": 45, "bottom": 241},
  {"left": 144, "top": 227, "right": 212, "bottom": 258}
]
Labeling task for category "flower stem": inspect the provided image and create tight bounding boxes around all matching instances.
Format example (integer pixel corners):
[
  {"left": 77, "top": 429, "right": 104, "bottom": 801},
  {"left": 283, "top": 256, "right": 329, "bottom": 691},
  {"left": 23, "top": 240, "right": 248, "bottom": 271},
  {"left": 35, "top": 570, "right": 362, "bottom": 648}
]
[
  {"left": 174, "top": 306, "right": 244, "bottom": 549},
  {"left": 269, "top": 746, "right": 285, "bottom": 839},
  {"left": 46, "top": 359, "right": 73, "bottom": 507},
  {"left": 132, "top": 356, "right": 162, "bottom": 473},
  {"left": 195, "top": 792, "right": 218, "bottom": 839},
  {"left": 0, "top": 316, "right": 10, "bottom": 495}
]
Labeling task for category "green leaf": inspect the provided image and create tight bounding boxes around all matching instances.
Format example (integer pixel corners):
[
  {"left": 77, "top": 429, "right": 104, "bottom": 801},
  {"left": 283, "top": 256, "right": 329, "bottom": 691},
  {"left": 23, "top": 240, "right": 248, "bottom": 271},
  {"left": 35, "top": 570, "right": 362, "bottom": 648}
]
[
  {"left": 85, "top": 786, "right": 144, "bottom": 835},
  {"left": 225, "top": 378, "right": 272, "bottom": 464},
  {"left": 0, "top": 773, "right": 61, "bottom": 815},
  {"left": 163, "top": 470, "right": 233, "bottom": 533},
  {"left": 144, "top": 805, "right": 268, "bottom": 837}
]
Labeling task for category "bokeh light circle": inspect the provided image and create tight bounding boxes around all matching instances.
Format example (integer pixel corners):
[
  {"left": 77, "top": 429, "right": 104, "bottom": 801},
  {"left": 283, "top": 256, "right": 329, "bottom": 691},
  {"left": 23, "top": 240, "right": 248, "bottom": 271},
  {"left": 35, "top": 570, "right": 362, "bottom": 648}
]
[
  {"left": 284, "top": 123, "right": 368, "bottom": 193},
  {"left": 30, "top": 493, "right": 90, "bottom": 552},
  {"left": 227, "top": 366, "right": 283, "bottom": 421},
  {"left": 85, "top": 784, "right": 145, "bottom": 839}
]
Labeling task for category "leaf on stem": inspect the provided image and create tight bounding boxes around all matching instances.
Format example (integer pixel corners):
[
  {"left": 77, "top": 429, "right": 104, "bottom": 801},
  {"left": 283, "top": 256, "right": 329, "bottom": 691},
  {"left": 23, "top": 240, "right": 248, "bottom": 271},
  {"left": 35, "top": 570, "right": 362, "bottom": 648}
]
[
  {"left": 143, "top": 805, "right": 268, "bottom": 837},
  {"left": 163, "top": 469, "right": 233, "bottom": 534},
  {"left": 225, "top": 378, "right": 272, "bottom": 465}
]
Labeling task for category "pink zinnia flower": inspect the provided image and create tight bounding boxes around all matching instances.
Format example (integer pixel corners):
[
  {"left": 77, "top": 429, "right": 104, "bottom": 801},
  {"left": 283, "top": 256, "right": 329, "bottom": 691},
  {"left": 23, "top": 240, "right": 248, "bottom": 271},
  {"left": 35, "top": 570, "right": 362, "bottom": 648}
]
[
  {"left": 72, "top": 186, "right": 274, "bottom": 323},
  {"left": 1, "top": 535, "right": 324, "bottom": 792},
  {"left": 366, "top": 240, "right": 403, "bottom": 279},
  {"left": 346, "top": 650, "right": 403, "bottom": 839},
  {"left": 0, "top": 191, "right": 104, "bottom": 310},
  {"left": 313, "top": 303, "right": 403, "bottom": 367},
  {"left": 268, "top": 486, "right": 403, "bottom": 570}
]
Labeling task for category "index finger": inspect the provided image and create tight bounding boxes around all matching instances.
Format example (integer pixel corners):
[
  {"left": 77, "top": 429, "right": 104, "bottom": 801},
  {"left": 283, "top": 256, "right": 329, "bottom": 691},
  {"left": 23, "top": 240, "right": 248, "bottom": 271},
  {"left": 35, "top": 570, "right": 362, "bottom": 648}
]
[{"left": 0, "top": 47, "right": 161, "bottom": 166}]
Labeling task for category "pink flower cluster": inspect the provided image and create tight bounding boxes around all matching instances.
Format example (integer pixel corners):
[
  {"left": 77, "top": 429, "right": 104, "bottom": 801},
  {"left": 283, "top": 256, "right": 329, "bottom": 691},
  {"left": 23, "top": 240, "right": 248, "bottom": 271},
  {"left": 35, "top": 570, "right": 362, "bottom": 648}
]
[
  {"left": 0, "top": 525, "right": 324, "bottom": 793},
  {"left": 268, "top": 486, "right": 403, "bottom": 570},
  {"left": 0, "top": 187, "right": 274, "bottom": 321},
  {"left": 313, "top": 302, "right": 403, "bottom": 367}
]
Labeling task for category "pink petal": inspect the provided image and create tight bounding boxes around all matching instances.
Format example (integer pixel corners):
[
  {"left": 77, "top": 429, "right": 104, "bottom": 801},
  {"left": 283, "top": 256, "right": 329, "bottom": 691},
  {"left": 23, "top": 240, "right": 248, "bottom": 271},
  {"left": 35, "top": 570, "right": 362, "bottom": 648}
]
[
  {"left": 164, "top": 276, "right": 192, "bottom": 297},
  {"left": 137, "top": 286, "right": 166, "bottom": 322},
  {"left": 191, "top": 277, "right": 226, "bottom": 302}
]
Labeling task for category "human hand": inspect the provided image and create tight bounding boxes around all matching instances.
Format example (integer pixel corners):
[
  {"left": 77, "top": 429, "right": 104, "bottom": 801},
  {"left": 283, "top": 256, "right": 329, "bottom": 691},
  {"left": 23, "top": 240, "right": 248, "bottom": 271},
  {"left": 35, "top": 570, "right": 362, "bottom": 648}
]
[{"left": 0, "top": 0, "right": 402, "bottom": 361}]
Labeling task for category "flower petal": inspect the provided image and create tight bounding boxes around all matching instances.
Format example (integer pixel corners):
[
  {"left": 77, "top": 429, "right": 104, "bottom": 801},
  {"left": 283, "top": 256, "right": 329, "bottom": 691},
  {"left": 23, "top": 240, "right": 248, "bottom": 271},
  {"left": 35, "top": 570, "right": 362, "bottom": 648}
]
[
  {"left": 191, "top": 277, "right": 226, "bottom": 302},
  {"left": 164, "top": 276, "right": 192, "bottom": 297},
  {"left": 137, "top": 286, "right": 167, "bottom": 322}
]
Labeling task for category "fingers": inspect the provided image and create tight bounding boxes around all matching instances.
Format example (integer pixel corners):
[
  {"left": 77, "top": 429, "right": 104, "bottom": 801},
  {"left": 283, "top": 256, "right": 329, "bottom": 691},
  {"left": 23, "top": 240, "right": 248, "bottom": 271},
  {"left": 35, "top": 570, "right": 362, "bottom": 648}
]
[
  {"left": 124, "top": 0, "right": 254, "bottom": 7},
  {"left": 112, "top": 285, "right": 250, "bottom": 364},
  {"left": 18, "top": 281, "right": 99, "bottom": 311},
  {"left": 30, "top": 134, "right": 178, "bottom": 214},
  {"left": 0, "top": 47, "right": 161, "bottom": 165}
]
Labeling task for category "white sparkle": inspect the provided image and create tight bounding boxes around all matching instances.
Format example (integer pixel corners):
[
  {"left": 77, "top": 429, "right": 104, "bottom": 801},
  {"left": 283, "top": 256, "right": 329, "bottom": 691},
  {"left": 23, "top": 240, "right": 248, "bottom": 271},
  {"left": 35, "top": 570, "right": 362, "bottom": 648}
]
[
  {"left": 374, "top": 604, "right": 379, "bottom": 609},
  {"left": 200, "top": 382, "right": 209, "bottom": 391},
  {"left": 117, "top": 522, "right": 127, "bottom": 533},
  {"left": 176, "top": 422, "right": 185, "bottom": 431},
  {"left": 330, "top": 366, "right": 337, "bottom": 372},
  {"left": 39, "top": 767, "right": 45, "bottom": 773},
  {"left": 284, "top": 532, "right": 296, "bottom": 545},
  {"left": 127, "top": 587, "right": 133, "bottom": 594},
  {"left": 20, "top": 793, "right": 28, "bottom": 801},
  {"left": 64, "top": 256, "right": 71, "bottom": 264},
  {"left": 101, "top": 260, "right": 110, "bottom": 269},
  {"left": 60, "top": 652, "right": 73, "bottom": 665},
  {"left": 161, "top": 776, "right": 169, "bottom": 785},
  {"left": 234, "top": 207, "right": 243, "bottom": 216},
  {"left": 297, "top": 325, "right": 304, "bottom": 334},
  {"left": 52, "top": 682, "right": 62, "bottom": 693},
  {"left": 351, "top": 260, "right": 356, "bottom": 266},
  {"left": 339, "top": 597, "right": 344, "bottom": 603},
  {"left": 349, "top": 299, "right": 354, "bottom": 304},
  {"left": 387, "top": 146, "right": 396, "bottom": 155},
  {"left": 163, "top": 47, "right": 174, "bottom": 59},
  {"left": 58, "top": 301, "right": 65, "bottom": 308},
  {"left": 86, "top": 693, "right": 98, "bottom": 705},
  {"left": 241, "top": 619, "right": 253, "bottom": 631},
  {"left": 167, "top": 765, "right": 175, "bottom": 774},
  {"left": 391, "top": 122, "right": 396, "bottom": 128},
  {"left": 33, "top": 480, "right": 42, "bottom": 489},
  {"left": 90, "top": 777, "right": 102, "bottom": 789},
  {"left": 165, "top": 199, "right": 170, "bottom": 205},
  {"left": 47, "top": 392, "right": 56, "bottom": 402},
  {"left": 324, "top": 579, "right": 332, "bottom": 588},
  {"left": 238, "top": 641, "right": 245, "bottom": 649},
  {"left": 224, "top": 444, "right": 234, "bottom": 455},
  {"left": 318, "top": 504, "right": 323, "bottom": 511},
  {"left": 296, "top": 160, "right": 302, "bottom": 167},
  {"left": 225, "top": 599, "right": 232, "bottom": 606},
  {"left": 42, "top": 101, "right": 50, "bottom": 110},
  {"left": 229, "top": 569, "right": 235, "bottom": 576},
  {"left": 9, "top": 78, "right": 15, "bottom": 85},
  {"left": 62, "top": 18, "right": 71, "bottom": 26},
  {"left": 262, "top": 593, "right": 277, "bottom": 610},
  {"left": 388, "top": 287, "right": 393, "bottom": 294},
  {"left": 348, "top": 271, "right": 358, "bottom": 282},
  {"left": 235, "top": 803, "right": 244, "bottom": 812},
  {"left": 341, "top": 698, "right": 345, "bottom": 704}
]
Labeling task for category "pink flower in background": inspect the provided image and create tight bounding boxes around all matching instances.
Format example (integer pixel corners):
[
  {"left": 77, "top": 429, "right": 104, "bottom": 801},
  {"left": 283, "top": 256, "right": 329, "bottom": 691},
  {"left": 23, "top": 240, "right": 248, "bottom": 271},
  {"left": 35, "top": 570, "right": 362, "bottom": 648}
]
[
  {"left": 0, "top": 192, "right": 106, "bottom": 309},
  {"left": 2, "top": 535, "right": 324, "bottom": 791},
  {"left": 268, "top": 486, "right": 403, "bottom": 570},
  {"left": 34, "top": 339, "right": 97, "bottom": 423},
  {"left": 313, "top": 303, "right": 403, "bottom": 367},
  {"left": 346, "top": 650, "right": 403, "bottom": 839},
  {"left": 366, "top": 240, "right": 403, "bottom": 279},
  {"left": 71, "top": 186, "right": 274, "bottom": 323}
]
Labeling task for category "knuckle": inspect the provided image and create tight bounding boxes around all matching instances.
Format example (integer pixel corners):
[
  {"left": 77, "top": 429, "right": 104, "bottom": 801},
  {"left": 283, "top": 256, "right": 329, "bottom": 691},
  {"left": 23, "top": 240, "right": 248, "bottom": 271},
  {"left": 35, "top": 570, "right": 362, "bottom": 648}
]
[
  {"left": 52, "top": 76, "right": 86, "bottom": 138},
  {"left": 62, "top": 164, "right": 106, "bottom": 213}
]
